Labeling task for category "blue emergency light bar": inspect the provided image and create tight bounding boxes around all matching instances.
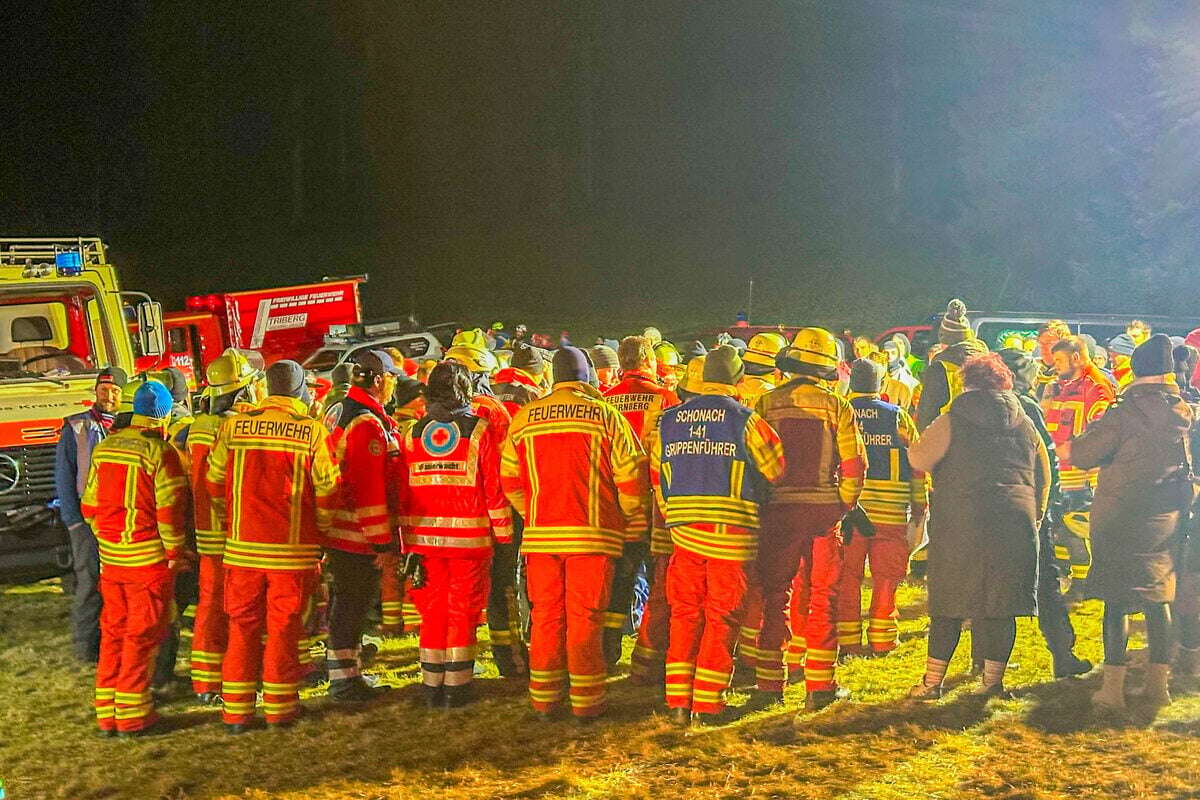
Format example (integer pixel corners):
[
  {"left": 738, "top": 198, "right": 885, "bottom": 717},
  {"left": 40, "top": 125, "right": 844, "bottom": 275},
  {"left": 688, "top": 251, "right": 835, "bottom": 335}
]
[{"left": 55, "top": 251, "right": 83, "bottom": 275}]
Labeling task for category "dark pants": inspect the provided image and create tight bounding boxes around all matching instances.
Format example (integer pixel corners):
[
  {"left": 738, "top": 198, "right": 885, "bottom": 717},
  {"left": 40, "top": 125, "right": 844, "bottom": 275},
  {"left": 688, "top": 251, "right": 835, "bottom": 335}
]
[
  {"left": 152, "top": 566, "right": 197, "bottom": 686},
  {"left": 68, "top": 522, "right": 102, "bottom": 661},
  {"left": 1103, "top": 602, "right": 1172, "bottom": 666},
  {"left": 487, "top": 519, "right": 528, "bottom": 676},
  {"left": 326, "top": 550, "right": 380, "bottom": 687},
  {"left": 604, "top": 541, "right": 648, "bottom": 665},
  {"left": 931, "top": 616, "right": 1016, "bottom": 664},
  {"left": 1035, "top": 517, "right": 1079, "bottom": 667}
]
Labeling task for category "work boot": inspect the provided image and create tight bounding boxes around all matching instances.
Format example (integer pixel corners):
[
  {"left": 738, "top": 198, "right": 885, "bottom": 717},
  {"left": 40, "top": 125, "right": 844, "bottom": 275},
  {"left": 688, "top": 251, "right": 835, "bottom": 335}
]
[
  {"left": 328, "top": 676, "right": 388, "bottom": 704},
  {"left": 802, "top": 686, "right": 850, "bottom": 712},
  {"left": 1052, "top": 655, "right": 1093, "bottom": 680},
  {"left": 971, "top": 682, "right": 1014, "bottom": 700},
  {"left": 692, "top": 706, "right": 738, "bottom": 727},
  {"left": 443, "top": 683, "right": 475, "bottom": 709},
  {"left": 225, "top": 722, "right": 251, "bottom": 736},
  {"left": 422, "top": 684, "right": 444, "bottom": 710},
  {"left": 667, "top": 707, "right": 691, "bottom": 728},
  {"left": 1140, "top": 663, "right": 1172, "bottom": 709},
  {"left": 1091, "top": 664, "right": 1127, "bottom": 713},
  {"left": 741, "top": 690, "right": 784, "bottom": 713},
  {"left": 195, "top": 692, "right": 222, "bottom": 707},
  {"left": 906, "top": 682, "right": 945, "bottom": 702},
  {"left": 359, "top": 642, "right": 379, "bottom": 669},
  {"left": 118, "top": 715, "right": 163, "bottom": 739}
]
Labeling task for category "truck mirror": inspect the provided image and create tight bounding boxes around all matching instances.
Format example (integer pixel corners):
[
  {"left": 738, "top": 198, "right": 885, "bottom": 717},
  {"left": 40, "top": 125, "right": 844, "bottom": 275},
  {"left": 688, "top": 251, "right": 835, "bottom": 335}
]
[{"left": 136, "top": 301, "right": 165, "bottom": 358}]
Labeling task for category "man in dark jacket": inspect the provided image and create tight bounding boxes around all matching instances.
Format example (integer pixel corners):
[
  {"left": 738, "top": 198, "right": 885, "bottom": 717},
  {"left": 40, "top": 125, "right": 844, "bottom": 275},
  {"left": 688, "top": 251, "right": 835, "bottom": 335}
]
[
  {"left": 916, "top": 299, "right": 989, "bottom": 431},
  {"left": 998, "top": 348, "right": 1092, "bottom": 679},
  {"left": 55, "top": 366, "right": 127, "bottom": 662}
]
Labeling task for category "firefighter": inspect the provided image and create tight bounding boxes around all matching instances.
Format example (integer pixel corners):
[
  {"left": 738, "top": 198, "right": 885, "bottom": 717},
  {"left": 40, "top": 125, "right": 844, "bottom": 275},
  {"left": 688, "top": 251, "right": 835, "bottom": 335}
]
[
  {"left": 652, "top": 346, "right": 785, "bottom": 726},
  {"left": 325, "top": 350, "right": 403, "bottom": 703},
  {"left": 738, "top": 332, "right": 787, "bottom": 409},
  {"left": 493, "top": 342, "right": 547, "bottom": 416},
  {"left": 446, "top": 334, "right": 528, "bottom": 678},
  {"left": 56, "top": 366, "right": 127, "bottom": 663},
  {"left": 916, "top": 299, "right": 989, "bottom": 431},
  {"left": 751, "top": 327, "right": 866, "bottom": 712},
  {"left": 501, "top": 346, "right": 647, "bottom": 721},
  {"left": 655, "top": 341, "right": 684, "bottom": 393},
  {"left": 82, "top": 381, "right": 190, "bottom": 737},
  {"left": 183, "top": 350, "right": 265, "bottom": 703},
  {"left": 605, "top": 336, "right": 680, "bottom": 674},
  {"left": 206, "top": 360, "right": 339, "bottom": 732},
  {"left": 398, "top": 362, "right": 514, "bottom": 708},
  {"left": 589, "top": 344, "right": 621, "bottom": 392},
  {"left": 837, "top": 360, "right": 927, "bottom": 657},
  {"left": 377, "top": 372, "right": 426, "bottom": 637},
  {"left": 1042, "top": 335, "right": 1114, "bottom": 589}
]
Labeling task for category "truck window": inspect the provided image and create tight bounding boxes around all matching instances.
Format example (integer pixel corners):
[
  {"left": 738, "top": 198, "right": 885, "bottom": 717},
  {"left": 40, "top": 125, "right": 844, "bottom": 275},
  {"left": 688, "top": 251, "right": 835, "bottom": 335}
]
[
  {"left": 0, "top": 287, "right": 112, "bottom": 379},
  {"left": 303, "top": 347, "right": 344, "bottom": 372}
]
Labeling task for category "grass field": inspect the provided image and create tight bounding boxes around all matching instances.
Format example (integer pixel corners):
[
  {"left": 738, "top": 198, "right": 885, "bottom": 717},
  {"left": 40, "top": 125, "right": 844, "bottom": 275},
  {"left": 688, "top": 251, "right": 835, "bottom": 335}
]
[{"left": 3, "top": 580, "right": 1200, "bottom": 800}]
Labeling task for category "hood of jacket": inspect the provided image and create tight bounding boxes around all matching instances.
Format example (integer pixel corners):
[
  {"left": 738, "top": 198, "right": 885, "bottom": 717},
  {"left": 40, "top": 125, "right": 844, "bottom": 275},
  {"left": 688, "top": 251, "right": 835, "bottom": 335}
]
[
  {"left": 1121, "top": 382, "right": 1191, "bottom": 439},
  {"left": 935, "top": 337, "right": 989, "bottom": 366},
  {"left": 950, "top": 389, "right": 1024, "bottom": 431}
]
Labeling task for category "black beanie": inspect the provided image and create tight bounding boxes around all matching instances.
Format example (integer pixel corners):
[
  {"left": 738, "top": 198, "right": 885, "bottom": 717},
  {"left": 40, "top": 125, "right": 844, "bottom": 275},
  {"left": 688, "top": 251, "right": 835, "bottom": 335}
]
[
  {"left": 552, "top": 346, "right": 591, "bottom": 384},
  {"left": 1131, "top": 333, "right": 1174, "bottom": 378},
  {"left": 393, "top": 374, "right": 424, "bottom": 407},
  {"left": 939, "top": 298, "right": 972, "bottom": 345},
  {"left": 702, "top": 345, "right": 744, "bottom": 386},
  {"left": 848, "top": 359, "right": 884, "bottom": 394}
]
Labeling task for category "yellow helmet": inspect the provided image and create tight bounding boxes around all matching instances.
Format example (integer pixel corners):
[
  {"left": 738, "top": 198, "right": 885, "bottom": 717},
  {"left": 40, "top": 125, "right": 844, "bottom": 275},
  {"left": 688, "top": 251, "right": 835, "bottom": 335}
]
[
  {"left": 744, "top": 332, "right": 788, "bottom": 369},
  {"left": 205, "top": 349, "right": 260, "bottom": 397},
  {"left": 452, "top": 328, "right": 490, "bottom": 351},
  {"left": 679, "top": 356, "right": 706, "bottom": 395},
  {"left": 445, "top": 344, "right": 498, "bottom": 375},
  {"left": 781, "top": 327, "right": 840, "bottom": 377},
  {"left": 654, "top": 341, "right": 682, "bottom": 383},
  {"left": 642, "top": 327, "right": 663, "bottom": 346}
]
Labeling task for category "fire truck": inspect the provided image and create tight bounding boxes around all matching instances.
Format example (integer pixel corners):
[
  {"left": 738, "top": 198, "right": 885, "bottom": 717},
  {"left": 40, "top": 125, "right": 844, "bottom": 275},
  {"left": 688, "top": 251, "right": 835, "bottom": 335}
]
[
  {"left": 141, "top": 276, "right": 367, "bottom": 389},
  {"left": 0, "top": 238, "right": 164, "bottom": 583}
]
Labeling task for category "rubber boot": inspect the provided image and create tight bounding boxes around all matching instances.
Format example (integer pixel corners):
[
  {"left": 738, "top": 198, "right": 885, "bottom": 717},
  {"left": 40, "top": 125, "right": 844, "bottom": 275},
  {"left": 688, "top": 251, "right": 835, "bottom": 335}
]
[
  {"left": 1141, "top": 663, "right": 1172, "bottom": 709},
  {"left": 1091, "top": 664, "right": 1127, "bottom": 713}
]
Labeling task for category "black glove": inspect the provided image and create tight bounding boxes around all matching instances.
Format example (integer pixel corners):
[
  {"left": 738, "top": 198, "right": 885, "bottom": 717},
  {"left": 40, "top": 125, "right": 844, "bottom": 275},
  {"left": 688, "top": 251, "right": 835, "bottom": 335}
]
[
  {"left": 840, "top": 504, "right": 875, "bottom": 544},
  {"left": 402, "top": 551, "right": 427, "bottom": 590}
]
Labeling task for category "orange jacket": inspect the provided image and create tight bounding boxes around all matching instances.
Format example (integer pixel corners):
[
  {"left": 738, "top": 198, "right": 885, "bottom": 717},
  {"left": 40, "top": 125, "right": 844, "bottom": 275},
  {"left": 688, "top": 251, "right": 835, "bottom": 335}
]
[
  {"left": 605, "top": 370, "right": 680, "bottom": 537},
  {"left": 398, "top": 411, "right": 513, "bottom": 558},
  {"left": 81, "top": 417, "right": 189, "bottom": 570},
  {"left": 326, "top": 387, "right": 400, "bottom": 556},
  {"left": 501, "top": 381, "right": 647, "bottom": 557},
  {"left": 181, "top": 411, "right": 230, "bottom": 556},
  {"left": 1042, "top": 372, "right": 1112, "bottom": 492},
  {"left": 207, "top": 396, "right": 340, "bottom": 570},
  {"left": 755, "top": 377, "right": 866, "bottom": 508}
]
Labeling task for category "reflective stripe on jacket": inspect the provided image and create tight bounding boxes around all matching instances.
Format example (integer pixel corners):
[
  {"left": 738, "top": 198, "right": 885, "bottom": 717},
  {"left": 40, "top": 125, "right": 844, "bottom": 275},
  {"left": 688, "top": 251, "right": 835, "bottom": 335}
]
[
  {"left": 207, "top": 396, "right": 340, "bottom": 570},
  {"left": 850, "top": 393, "right": 927, "bottom": 524},
  {"left": 80, "top": 417, "right": 188, "bottom": 568},
  {"left": 326, "top": 387, "right": 399, "bottom": 555},
  {"left": 501, "top": 381, "right": 647, "bottom": 557}
]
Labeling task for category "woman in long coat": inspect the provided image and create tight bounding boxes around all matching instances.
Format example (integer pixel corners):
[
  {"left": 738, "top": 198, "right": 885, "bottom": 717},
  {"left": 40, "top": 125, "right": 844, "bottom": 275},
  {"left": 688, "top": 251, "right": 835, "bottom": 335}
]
[
  {"left": 907, "top": 353, "right": 1050, "bottom": 699},
  {"left": 1067, "top": 334, "right": 1194, "bottom": 712}
]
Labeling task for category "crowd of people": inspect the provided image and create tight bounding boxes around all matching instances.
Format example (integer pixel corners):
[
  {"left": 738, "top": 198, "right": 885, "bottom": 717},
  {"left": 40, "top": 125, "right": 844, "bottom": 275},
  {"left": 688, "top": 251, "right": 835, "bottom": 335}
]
[{"left": 56, "top": 299, "right": 1200, "bottom": 737}]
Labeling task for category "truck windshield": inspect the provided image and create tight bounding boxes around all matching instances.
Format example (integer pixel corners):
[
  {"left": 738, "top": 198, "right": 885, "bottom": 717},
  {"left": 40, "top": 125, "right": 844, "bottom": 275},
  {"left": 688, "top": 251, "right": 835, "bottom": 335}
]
[
  {"left": 0, "top": 285, "right": 113, "bottom": 381},
  {"left": 303, "top": 347, "right": 343, "bottom": 372}
]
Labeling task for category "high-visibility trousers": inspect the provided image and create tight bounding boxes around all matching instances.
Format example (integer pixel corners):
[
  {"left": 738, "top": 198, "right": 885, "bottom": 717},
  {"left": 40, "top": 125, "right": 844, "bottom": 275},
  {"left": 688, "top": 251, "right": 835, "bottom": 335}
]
[
  {"left": 95, "top": 564, "right": 174, "bottom": 733},
  {"left": 190, "top": 554, "right": 227, "bottom": 694},
  {"left": 631, "top": 552, "right": 672, "bottom": 682},
  {"left": 664, "top": 548, "right": 750, "bottom": 714},
  {"left": 737, "top": 583, "right": 764, "bottom": 675},
  {"left": 836, "top": 522, "right": 908, "bottom": 654},
  {"left": 525, "top": 553, "right": 614, "bottom": 718},
  {"left": 379, "top": 565, "right": 407, "bottom": 635},
  {"left": 755, "top": 503, "right": 844, "bottom": 694},
  {"left": 411, "top": 555, "right": 491, "bottom": 688},
  {"left": 221, "top": 566, "right": 312, "bottom": 726}
]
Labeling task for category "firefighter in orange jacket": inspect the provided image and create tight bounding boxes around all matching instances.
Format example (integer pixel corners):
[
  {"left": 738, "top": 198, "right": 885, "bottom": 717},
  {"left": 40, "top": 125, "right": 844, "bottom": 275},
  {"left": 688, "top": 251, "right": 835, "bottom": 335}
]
[
  {"left": 398, "top": 362, "right": 514, "bottom": 708},
  {"left": 377, "top": 372, "right": 426, "bottom": 636},
  {"left": 207, "top": 361, "right": 339, "bottom": 732},
  {"left": 750, "top": 327, "right": 866, "bottom": 712},
  {"left": 82, "top": 382, "right": 190, "bottom": 737},
  {"left": 837, "top": 360, "right": 927, "bottom": 656},
  {"left": 652, "top": 346, "right": 786, "bottom": 726},
  {"left": 183, "top": 350, "right": 263, "bottom": 704},
  {"left": 1042, "top": 335, "right": 1113, "bottom": 586},
  {"left": 446, "top": 334, "right": 529, "bottom": 678},
  {"left": 324, "top": 350, "right": 403, "bottom": 703},
  {"left": 604, "top": 335, "right": 680, "bottom": 670},
  {"left": 493, "top": 342, "right": 548, "bottom": 417},
  {"left": 501, "top": 347, "right": 647, "bottom": 720}
]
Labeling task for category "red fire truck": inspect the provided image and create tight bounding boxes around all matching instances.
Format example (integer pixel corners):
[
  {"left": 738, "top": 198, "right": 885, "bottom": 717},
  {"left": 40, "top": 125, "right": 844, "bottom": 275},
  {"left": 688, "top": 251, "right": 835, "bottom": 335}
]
[{"left": 142, "top": 276, "right": 367, "bottom": 387}]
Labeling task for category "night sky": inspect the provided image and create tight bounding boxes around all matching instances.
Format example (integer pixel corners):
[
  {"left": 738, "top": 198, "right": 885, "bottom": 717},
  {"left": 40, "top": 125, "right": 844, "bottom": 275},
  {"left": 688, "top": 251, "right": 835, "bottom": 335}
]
[{"left": 6, "top": 2, "right": 1200, "bottom": 338}]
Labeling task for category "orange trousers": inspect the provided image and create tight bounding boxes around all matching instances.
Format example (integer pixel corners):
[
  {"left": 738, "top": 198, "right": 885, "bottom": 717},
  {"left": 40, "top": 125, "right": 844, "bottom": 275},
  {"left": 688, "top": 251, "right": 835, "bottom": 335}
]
[
  {"left": 526, "top": 553, "right": 614, "bottom": 718},
  {"left": 190, "top": 554, "right": 226, "bottom": 694},
  {"left": 836, "top": 522, "right": 908, "bottom": 654},
  {"left": 95, "top": 564, "right": 174, "bottom": 733},
  {"left": 410, "top": 556, "right": 491, "bottom": 688}
]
